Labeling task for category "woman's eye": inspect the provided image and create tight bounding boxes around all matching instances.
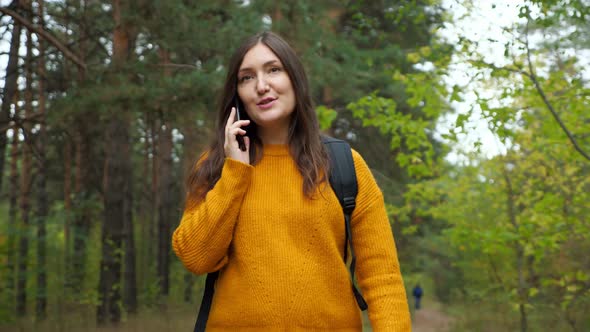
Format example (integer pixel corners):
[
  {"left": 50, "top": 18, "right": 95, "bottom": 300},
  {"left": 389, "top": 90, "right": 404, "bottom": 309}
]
[
  {"left": 269, "top": 67, "right": 282, "bottom": 73},
  {"left": 239, "top": 75, "right": 253, "bottom": 83}
]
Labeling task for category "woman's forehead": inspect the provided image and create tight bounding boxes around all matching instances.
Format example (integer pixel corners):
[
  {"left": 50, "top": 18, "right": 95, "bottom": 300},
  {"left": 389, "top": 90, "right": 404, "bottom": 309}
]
[{"left": 239, "top": 44, "right": 282, "bottom": 70}]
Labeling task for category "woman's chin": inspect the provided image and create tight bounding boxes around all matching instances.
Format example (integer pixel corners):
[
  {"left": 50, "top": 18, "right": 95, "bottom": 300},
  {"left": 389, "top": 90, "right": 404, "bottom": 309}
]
[{"left": 250, "top": 112, "right": 291, "bottom": 128}]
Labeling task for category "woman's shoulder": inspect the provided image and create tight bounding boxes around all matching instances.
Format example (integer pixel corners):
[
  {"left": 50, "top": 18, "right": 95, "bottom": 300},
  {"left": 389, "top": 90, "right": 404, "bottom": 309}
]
[
  {"left": 350, "top": 148, "right": 370, "bottom": 173},
  {"left": 350, "top": 148, "right": 383, "bottom": 191},
  {"left": 347, "top": 147, "right": 385, "bottom": 212},
  {"left": 321, "top": 136, "right": 367, "bottom": 169}
]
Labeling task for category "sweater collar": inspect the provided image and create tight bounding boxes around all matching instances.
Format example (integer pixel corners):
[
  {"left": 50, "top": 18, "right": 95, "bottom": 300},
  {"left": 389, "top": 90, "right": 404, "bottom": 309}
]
[{"left": 263, "top": 144, "right": 290, "bottom": 156}]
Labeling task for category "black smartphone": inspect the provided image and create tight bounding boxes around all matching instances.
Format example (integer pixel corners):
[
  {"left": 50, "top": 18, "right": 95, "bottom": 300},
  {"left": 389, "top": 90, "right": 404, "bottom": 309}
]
[{"left": 234, "top": 96, "right": 247, "bottom": 151}]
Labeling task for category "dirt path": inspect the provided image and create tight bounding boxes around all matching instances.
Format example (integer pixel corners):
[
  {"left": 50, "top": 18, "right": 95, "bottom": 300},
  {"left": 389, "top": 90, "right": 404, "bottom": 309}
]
[{"left": 412, "top": 305, "right": 453, "bottom": 332}]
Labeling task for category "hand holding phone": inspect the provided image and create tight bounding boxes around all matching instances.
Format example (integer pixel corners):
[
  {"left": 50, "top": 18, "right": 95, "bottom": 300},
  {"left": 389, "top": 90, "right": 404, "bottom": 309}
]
[
  {"left": 234, "top": 98, "right": 247, "bottom": 152},
  {"left": 224, "top": 107, "right": 250, "bottom": 163}
]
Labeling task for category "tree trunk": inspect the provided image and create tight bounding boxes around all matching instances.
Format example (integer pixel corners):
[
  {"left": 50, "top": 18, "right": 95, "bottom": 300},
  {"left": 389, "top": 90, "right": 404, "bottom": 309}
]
[
  {"left": 6, "top": 112, "right": 21, "bottom": 316},
  {"left": 63, "top": 137, "right": 73, "bottom": 299},
  {"left": 157, "top": 48, "right": 174, "bottom": 297},
  {"left": 138, "top": 112, "right": 153, "bottom": 291},
  {"left": 97, "top": 117, "right": 128, "bottom": 325},
  {"left": 124, "top": 109, "right": 137, "bottom": 314},
  {"left": 157, "top": 118, "right": 174, "bottom": 297},
  {"left": 123, "top": 156, "right": 137, "bottom": 314},
  {"left": 97, "top": 0, "right": 132, "bottom": 324},
  {"left": 17, "top": 3, "right": 35, "bottom": 316},
  {"left": 150, "top": 114, "right": 159, "bottom": 275},
  {"left": 61, "top": 0, "right": 74, "bottom": 297},
  {"left": 35, "top": 0, "right": 48, "bottom": 321},
  {"left": 503, "top": 168, "right": 528, "bottom": 332},
  {"left": 71, "top": 120, "right": 94, "bottom": 296},
  {"left": 70, "top": 0, "right": 94, "bottom": 298},
  {"left": 123, "top": 17, "right": 138, "bottom": 316},
  {"left": 0, "top": 1, "right": 22, "bottom": 195},
  {"left": 17, "top": 39, "right": 29, "bottom": 321}
]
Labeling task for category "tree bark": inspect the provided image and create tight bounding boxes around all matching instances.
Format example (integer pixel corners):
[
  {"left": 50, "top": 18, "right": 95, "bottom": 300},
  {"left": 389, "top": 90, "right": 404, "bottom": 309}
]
[
  {"left": 63, "top": 138, "right": 72, "bottom": 307},
  {"left": 6, "top": 106, "right": 21, "bottom": 316},
  {"left": 122, "top": 13, "right": 138, "bottom": 315},
  {"left": 157, "top": 119, "right": 173, "bottom": 296},
  {"left": 35, "top": 0, "right": 48, "bottom": 321},
  {"left": 17, "top": 3, "right": 35, "bottom": 315},
  {"left": 138, "top": 112, "right": 153, "bottom": 289},
  {"left": 151, "top": 114, "right": 159, "bottom": 274},
  {"left": 71, "top": 119, "right": 92, "bottom": 295},
  {"left": 123, "top": 161, "right": 137, "bottom": 314},
  {"left": 0, "top": 1, "right": 22, "bottom": 195},
  {"left": 97, "top": 117, "right": 128, "bottom": 325},
  {"left": 70, "top": 0, "right": 95, "bottom": 298},
  {"left": 97, "top": 0, "right": 132, "bottom": 324},
  {"left": 157, "top": 48, "right": 174, "bottom": 297},
  {"left": 61, "top": 0, "right": 73, "bottom": 298},
  {"left": 503, "top": 167, "right": 528, "bottom": 332}
]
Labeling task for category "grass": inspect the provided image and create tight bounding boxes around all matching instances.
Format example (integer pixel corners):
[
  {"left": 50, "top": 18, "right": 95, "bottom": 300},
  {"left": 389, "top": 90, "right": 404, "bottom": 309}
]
[{"left": 0, "top": 304, "right": 198, "bottom": 332}]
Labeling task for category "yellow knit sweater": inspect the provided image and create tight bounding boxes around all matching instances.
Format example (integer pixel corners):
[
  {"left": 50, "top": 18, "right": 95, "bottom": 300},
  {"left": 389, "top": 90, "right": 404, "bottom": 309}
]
[{"left": 173, "top": 144, "right": 411, "bottom": 331}]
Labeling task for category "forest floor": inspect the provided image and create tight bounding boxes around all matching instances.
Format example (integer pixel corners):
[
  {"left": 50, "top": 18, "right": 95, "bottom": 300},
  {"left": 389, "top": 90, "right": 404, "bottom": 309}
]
[
  {"left": 361, "top": 298, "right": 453, "bottom": 332},
  {"left": 2, "top": 300, "right": 454, "bottom": 332},
  {"left": 411, "top": 303, "right": 454, "bottom": 332}
]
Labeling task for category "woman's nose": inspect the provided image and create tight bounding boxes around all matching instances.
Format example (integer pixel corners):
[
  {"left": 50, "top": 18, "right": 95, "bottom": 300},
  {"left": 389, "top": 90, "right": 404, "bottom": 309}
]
[{"left": 256, "top": 77, "right": 270, "bottom": 94}]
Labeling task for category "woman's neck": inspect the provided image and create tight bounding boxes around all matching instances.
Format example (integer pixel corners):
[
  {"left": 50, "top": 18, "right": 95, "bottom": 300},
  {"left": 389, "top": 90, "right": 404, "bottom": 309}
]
[{"left": 258, "top": 126, "right": 289, "bottom": 145}]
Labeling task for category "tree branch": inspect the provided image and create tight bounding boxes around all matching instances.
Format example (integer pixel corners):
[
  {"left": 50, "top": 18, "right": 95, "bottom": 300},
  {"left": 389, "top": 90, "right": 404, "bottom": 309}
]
[
  {"left": 481, "top": 21, "right": 590, "bottom": 162},
  {"left": 0, "top": 5, "right": 86, "bottom": 71},
  {"left": 523, "top": 19, "right": 590, "bottom": 162},
  {"left": 0, "top": 113, "right": 44, "bottom": 132},
  {"left": 9, "top": 121, "right": 43, "bottom": 165}
]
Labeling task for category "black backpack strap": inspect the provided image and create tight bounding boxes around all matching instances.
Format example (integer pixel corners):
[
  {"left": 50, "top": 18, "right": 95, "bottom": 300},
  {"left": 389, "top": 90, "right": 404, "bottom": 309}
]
[
  {"left": 194, "top": 271, "right": 219, "bottom": 332},
  {"left": 322, "top": 136, "right": 368, "bottom": 311}
]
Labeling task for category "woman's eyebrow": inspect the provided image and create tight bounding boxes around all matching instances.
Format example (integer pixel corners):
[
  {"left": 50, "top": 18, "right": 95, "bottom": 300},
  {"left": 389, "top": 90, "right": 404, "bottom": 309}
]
[{"left": 239, "top": 60, "right": 280, "bottom": 72}]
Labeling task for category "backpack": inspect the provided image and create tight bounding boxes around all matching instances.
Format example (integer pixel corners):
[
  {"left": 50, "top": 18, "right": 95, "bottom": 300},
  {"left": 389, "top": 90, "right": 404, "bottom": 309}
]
[{"left": 193, "top": 136, "right": 367, "bottom": 332}]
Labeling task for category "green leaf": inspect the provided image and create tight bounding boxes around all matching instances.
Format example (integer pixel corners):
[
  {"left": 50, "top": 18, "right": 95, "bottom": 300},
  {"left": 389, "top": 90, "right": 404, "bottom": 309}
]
[
  {"left": 455, "top": 112, "right": 470, "bottom": 129},
  {"left": 528, "top": 287, "right": 539, "bottom": 298},
  {"left": 407, "top": 52, "right": 421, "bottom": 63},
  {"left": 315, "top": 105, "right": 338, "bottom": 130},
  {"left": 450, "top": 85, "right": 463, "bottom": 102}
]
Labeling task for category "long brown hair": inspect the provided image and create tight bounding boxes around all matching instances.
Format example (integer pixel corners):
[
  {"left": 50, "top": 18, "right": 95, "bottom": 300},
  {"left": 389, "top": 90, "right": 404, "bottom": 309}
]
[{"left": 186, "top": 31, "right": 330, "bottom": 206}]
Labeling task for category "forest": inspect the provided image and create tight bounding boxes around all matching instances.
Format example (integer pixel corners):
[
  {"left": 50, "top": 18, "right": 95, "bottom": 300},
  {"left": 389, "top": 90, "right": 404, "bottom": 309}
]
[{"left": 0, "top": 0, "right": 589, "bottom": 331}]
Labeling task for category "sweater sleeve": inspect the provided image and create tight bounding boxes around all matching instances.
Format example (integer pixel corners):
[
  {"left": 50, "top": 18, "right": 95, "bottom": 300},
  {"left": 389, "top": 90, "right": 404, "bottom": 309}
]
[
  {"left": 172, "top": 158, "right": 253, "bottom": 275},
  {"left": 350, "top": 149, "right": 411, "bottom": 332}
]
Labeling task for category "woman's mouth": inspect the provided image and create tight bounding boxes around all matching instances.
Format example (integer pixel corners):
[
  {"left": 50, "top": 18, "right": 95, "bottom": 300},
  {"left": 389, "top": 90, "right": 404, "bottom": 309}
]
[{"left": 257, "top": 97, "right": 277, "bottom": 110}]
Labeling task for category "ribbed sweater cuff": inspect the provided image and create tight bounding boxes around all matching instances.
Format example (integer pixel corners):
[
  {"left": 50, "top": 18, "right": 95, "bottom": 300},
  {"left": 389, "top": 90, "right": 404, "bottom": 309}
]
[{"left": 222, "top": 158, "right": 253, "bottom": 189}]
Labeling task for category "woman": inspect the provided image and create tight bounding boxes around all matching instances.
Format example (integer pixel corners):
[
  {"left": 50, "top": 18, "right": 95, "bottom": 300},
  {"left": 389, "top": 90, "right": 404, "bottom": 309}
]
[{"left": 172, "top": 31, "right": 411, "bottom": 331}]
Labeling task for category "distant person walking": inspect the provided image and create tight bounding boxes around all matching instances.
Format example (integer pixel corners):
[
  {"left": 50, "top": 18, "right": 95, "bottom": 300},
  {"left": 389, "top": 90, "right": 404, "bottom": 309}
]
[{"left": 412, "top": 284, "right": 423, "bottom": 310}]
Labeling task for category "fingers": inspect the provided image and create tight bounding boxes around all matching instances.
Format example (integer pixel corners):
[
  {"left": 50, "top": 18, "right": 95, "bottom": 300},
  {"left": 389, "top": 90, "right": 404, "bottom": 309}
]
[
  {"left": 225, "top": 107, "right": 235, "bottom": 131},
  {"left": 224, "top": 108, "right": 251, "bottom": 163},
  {"left": 225, "top": 107, "right": 238, "bottom": 132},
  {"left": 224, "top": 107, "right": 250, "bottom": 149},
  {"left": 225, "top": 108, "right": 250, "bottom": 131},
  {"left": 227, "top": 127, "right": 246, "bottom": 137}
]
